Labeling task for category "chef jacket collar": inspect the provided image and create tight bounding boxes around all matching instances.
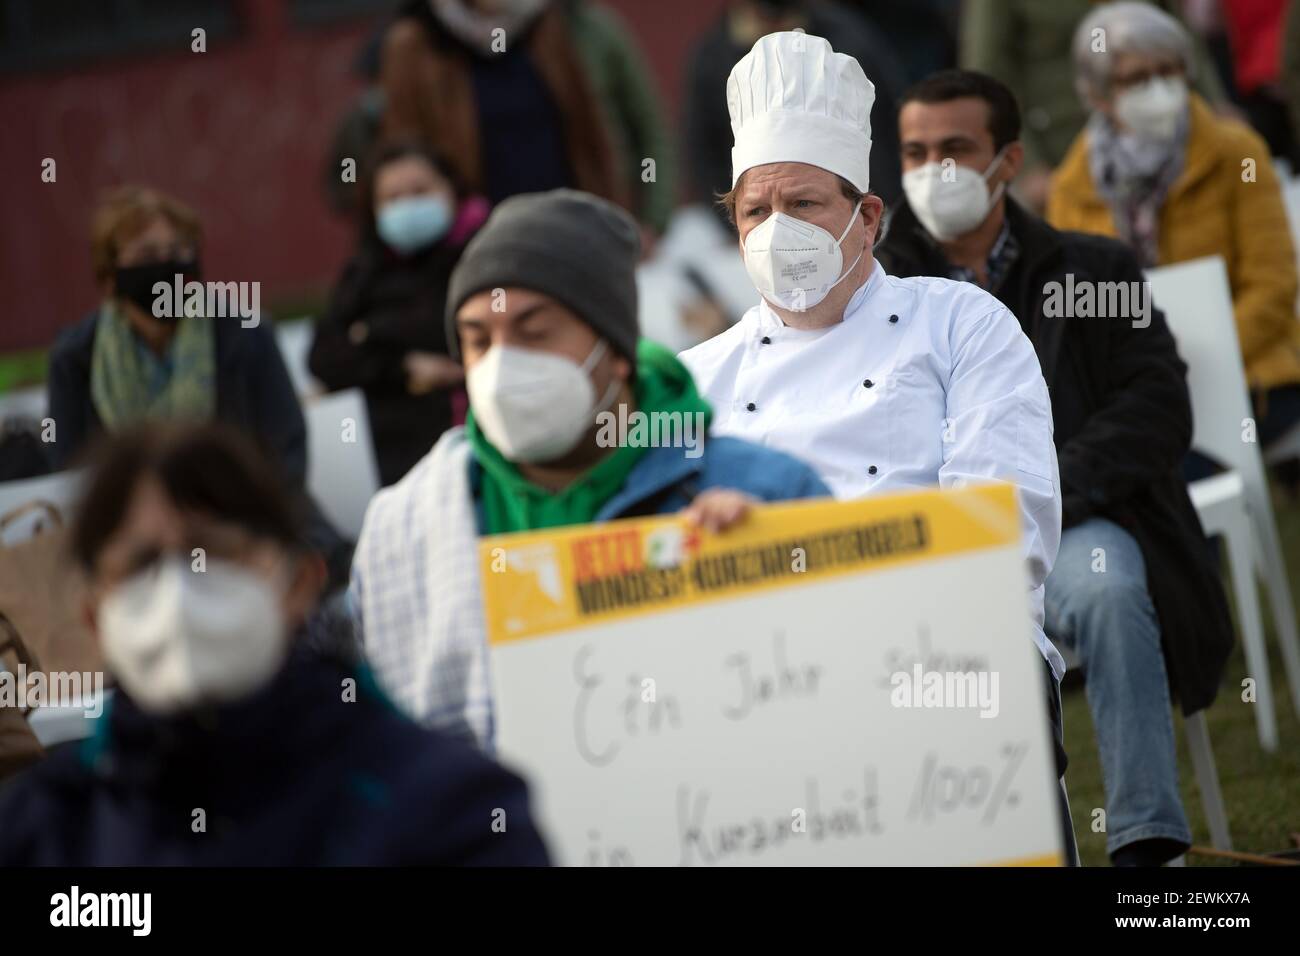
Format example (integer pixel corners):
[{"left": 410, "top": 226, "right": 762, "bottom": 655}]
[{"left": 754, "top": 258, "right": 882, "bottom": 333}]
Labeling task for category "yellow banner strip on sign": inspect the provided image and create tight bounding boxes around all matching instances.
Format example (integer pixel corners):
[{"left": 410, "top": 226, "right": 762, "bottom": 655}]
[{"left": 480, "top": 482, "right": 1020, "bottom": 645}]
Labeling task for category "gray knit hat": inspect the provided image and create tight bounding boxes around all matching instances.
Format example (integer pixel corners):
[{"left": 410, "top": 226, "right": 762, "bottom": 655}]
[{"left": 445, "top": 189, "right": 641, "bottom": 362}]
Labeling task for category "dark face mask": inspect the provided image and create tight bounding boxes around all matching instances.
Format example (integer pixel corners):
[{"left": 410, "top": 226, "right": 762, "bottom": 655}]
[{"left": 113, "top": 258, "right": 201, "bottom": 322}]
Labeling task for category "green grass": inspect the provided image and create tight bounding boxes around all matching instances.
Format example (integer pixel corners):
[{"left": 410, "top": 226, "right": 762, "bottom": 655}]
[
  {"left": 0, "top": 349, "right": 49, "bottom": 392},
  {"left": 1064, "top": 492, "right": 1300, "bottom": 866}
]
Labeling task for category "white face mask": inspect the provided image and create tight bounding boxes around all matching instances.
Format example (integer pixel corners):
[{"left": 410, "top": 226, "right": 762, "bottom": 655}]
[
  {"left": 467, "top": 339, "right": 620, "bottom": 463},
  {"left": 1114, "top": 76, "right": 1187, "bottom": 141},
  {"left": 743, "top": 199, "right": 864, "bottom": 312},
  {"left": 902, "top": 146, "right": 1008, "bottom": 242},
  {"left": 98, "top": 557, "right": 289, "bottom": 715},
  {"left": 430, "top": 0, "right": 547, "bottom": 54}
]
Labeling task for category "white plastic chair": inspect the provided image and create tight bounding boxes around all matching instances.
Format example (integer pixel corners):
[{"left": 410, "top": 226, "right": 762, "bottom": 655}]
[
  {"left": 1146, "top": 256, "right": 1300, "bottom": 752},
  {"left": 275, "top": 317, "right": 323, "bottom": 399},
  {"left": 0, "top": 470, "right": 83, "bottom": 545},
  {"left": 1280, "top": 175, "right": 1300, "bottom": 281},
  {"left": 1274, "top": 174, "right": 1300, "bottom": 459},
  {"left": 0, "top": 384, "right": 46, "bottom": 423},
  {"left": 1056, "top": 644, "right": 1232, "bottom": 853},
  {"left": 26, "top": 692, "right": 114, "bottom": 748},
  {"left": 1263, "top": 421, "right": 1300, "bottom": 467},
  {"left": 304, "top": 388, "right": 380, "bottom": 540},
  {"left": 636, "top": 205, "right": 757, "bottom": 353},
  {"left": 1183, "top": 710, "right": 1231, "bottom": 851}
]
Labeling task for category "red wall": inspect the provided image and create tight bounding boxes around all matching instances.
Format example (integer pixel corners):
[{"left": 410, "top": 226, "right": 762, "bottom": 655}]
[{"left": 0, "top": 0, "right": 728, "bottom": 354}]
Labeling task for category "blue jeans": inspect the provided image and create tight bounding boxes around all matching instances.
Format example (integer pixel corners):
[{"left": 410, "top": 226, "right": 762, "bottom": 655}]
[
  {"left": 1184, "top": 383, "right": 1300, "bottom": 486},
  {"left": 1044, "top": 518, "right": 1192, "bottom": 858}
]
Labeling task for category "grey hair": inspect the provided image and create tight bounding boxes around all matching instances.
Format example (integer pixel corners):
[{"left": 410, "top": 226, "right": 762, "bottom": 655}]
[{"left": 1071, "top": 2, "right": 1195, "bottom": 103}]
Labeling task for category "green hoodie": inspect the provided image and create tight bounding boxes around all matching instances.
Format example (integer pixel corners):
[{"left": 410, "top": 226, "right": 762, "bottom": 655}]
[{"left": 466, "top": 339, "right": 713, "bottom": 534}]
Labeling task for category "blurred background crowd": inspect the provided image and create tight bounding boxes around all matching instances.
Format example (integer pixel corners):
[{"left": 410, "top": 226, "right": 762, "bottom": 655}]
[
  {"left": 7, "top": 0, "right": 1300, "bottom": 478},
  {"left": 3, "top": 0, "right": 1300, "bottom": 865}
]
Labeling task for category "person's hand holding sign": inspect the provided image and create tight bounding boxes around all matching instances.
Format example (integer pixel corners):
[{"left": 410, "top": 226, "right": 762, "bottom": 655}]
[{"left": 681, "top": 488, "right": 758, "bottom": 533}]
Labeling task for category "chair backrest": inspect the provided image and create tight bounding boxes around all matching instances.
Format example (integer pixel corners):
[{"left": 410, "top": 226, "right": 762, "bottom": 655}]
[
  {"left": 305, "top": 388, "right": 380, "bottom": 540},
  {"left": 0, "top": 470, "right": 84, "bottom": 545},
  {"left": 275, "top": 318, "right": 321, "bottom": 398},
  {"left": 1281, "top": 175, "right": 1300, "bottom": 274},
  {"left": 0, "top": 385, "right": 47, "bottom": 423},
  {"left": 1144, "top": 256, "right": 1269, "bottom": 489}
]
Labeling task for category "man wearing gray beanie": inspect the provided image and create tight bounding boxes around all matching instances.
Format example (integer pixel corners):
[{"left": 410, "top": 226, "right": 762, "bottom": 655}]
[
  {"left": 349, "top": 189, "right": 830, "bottom": 747},
  {"left": 445, "top": 189, "right": 641, "bottom": 365}
]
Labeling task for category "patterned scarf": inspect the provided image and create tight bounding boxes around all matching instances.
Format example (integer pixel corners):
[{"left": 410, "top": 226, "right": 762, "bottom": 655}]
[
  {"left": 89, "top": 301, "right": 216, "bottom": 431},
  {"left": 1086, "top": 110, "right": 1189, "bottom": 268}
]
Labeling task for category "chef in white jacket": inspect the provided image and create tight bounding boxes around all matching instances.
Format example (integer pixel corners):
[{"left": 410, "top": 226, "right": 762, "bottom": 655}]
[
  {"left": 681, "top": 30, "right": 1074, "bottom": 862},
  {"left": 680, "top": 31, "right": 1066, "bottom": 699}
]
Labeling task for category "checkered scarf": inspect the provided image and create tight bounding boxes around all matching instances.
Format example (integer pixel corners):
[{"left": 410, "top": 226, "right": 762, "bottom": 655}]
[{"left": 1086, "top": 110, "right": 1188, "bottom": 268}]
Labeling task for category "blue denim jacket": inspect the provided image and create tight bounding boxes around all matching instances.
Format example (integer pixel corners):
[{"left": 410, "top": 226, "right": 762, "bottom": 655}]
[{"left": 470, "top": 434, "right": 831, "bottom": 532}]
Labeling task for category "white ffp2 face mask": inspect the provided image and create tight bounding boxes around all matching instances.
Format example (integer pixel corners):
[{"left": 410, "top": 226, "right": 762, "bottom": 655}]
[
  {"left": 1115, "top": 76, "right": 1187, "bottom": 141},
  {"left": 743, "top": 200, "right": 864, "bottom": 312},
  {"left": 98, "top": 557, "right": 289, "bottom": 715},
  {"left": 467, "top": 339, "right": 620, "bottom": 463},
  {"left": 902, "top": 147, "right": 1008, "bottom": 242}
]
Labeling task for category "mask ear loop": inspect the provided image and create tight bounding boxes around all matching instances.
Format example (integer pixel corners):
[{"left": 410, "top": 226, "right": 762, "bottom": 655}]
[
  {"left": 825, "top": 199, "right": 867, "bottom": 293},
  {"left": 580, "top": 338, "right": 624, "bottom": 417},
  {"left": 579, "top": 337, "right": 609, "bottom": 374},
  {"left": 982, "top": 144, "right": 1011, "bottom": 191},
  {"left": 836, "top": 199, "right": 864, "bottom": 245},
  {"left": 981, "top": 144, "right": 1010, "bottom": 178},
  {"left": 980, "top": 145, "right": 1011, "bottom": 213}
]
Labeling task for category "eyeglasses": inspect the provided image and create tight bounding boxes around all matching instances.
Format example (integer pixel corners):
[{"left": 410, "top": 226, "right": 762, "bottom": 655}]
[{"left": 1111, "top": 61, "right": 1184, "bottom": 92}]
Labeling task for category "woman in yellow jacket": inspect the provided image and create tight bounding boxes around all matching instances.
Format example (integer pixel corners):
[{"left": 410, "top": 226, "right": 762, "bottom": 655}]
[{"left": 1048, "top": 2, "right": 1300, "bottom": 480}]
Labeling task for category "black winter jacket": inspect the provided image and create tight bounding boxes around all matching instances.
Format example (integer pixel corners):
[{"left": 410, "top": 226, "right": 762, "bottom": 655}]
[{"left": 878, "top": 198, "right": 1234, "bottom": 714}]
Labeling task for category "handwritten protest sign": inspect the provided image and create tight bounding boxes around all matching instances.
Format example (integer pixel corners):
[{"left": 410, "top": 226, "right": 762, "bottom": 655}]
[{"left": 481, "top": 483, "right": 1063, "bottom": 866}]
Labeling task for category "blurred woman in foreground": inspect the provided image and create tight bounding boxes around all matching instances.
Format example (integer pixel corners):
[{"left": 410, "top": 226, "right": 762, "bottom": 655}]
[{"left": 0, "top": 424, "right": 548, "bottom": 865}]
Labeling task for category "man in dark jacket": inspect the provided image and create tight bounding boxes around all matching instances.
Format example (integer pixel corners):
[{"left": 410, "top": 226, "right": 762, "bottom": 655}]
[{"left": 877, "top": 69, "right": 1234, "bottom": 867}]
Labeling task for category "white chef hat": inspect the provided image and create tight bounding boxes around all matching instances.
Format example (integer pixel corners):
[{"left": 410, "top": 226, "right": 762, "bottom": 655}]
[{"left": 727, "top": 31, "right": 874, "bottom": 193}]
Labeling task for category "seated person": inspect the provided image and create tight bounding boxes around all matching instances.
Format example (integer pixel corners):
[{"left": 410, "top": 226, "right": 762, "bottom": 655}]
[
  {"left": 0, "top": 423, "right": 549, "bottom": 865},
  {"left": 1048, "top": 2, "right": 1300, "bottom": 489},
  {"left": 350, "top": 189, "right": 831, "bottom": 747},
  {"left": 48, "top": 186, "right": 303, "bottom": 482},
  {"left": 46, "top": 185, "right": 351, "bottom": 587},
  {"left": 676, "top": 33, "right": 1073, "bottom": 861},
  {"left": 878, "top": 68, "right": 1233, "bottom": 866},
  {"left": 310, "top": 139, "right": 489, "bottom": 486}
]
